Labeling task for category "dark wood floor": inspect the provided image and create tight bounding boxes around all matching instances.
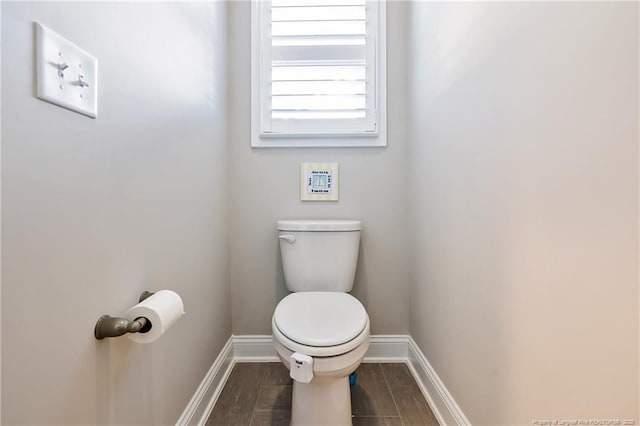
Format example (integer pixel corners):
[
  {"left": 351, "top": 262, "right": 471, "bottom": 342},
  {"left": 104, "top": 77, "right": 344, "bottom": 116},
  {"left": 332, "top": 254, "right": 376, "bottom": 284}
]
[{"left": 206, "top": 362, "right": 439, "bottom": 426}]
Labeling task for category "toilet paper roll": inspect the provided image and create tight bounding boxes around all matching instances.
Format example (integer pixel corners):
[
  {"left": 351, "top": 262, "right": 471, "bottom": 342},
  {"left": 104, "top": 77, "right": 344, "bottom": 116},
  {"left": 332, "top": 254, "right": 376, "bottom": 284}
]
[{"left": 124, "top": 290, "right": 185, "bottom": 343}]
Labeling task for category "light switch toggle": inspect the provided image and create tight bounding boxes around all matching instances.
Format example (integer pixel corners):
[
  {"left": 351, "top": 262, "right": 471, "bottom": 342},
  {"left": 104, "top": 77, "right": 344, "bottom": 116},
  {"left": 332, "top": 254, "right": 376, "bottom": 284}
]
[
  {"left": 56, "top": 62, "right": 69, "bottom": 78},
  {"left": 76, "top": 74, "right": 90, "bottom": 88}
]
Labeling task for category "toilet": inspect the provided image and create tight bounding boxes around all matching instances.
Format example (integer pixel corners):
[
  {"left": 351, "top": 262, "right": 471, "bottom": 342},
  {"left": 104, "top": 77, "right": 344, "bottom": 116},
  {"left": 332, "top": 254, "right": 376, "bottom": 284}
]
[{"left": 272, "top": 219, "right": 370, "bottom": 426}]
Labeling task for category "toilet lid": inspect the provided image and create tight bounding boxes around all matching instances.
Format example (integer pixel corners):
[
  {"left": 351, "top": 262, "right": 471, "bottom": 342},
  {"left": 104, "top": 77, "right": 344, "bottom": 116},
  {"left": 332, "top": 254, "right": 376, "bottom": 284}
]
[{"left": 274, "top": 292, "right": 368, "bottom": 347}]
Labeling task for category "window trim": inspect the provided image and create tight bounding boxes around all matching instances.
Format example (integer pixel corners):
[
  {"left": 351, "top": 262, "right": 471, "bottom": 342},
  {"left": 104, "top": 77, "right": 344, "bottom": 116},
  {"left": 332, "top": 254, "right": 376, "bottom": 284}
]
[{"left": 251, "top": 0, "right": 387, "bottom": 148}]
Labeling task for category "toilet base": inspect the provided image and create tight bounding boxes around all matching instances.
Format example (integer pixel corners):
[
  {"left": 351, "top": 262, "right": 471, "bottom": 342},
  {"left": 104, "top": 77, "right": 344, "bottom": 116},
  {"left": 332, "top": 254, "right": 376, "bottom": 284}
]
[
  {"left": 272, "top": 323, "right": 369, "bottom": 426},
  {"left": 291, "top": 376, "right": 352, "bottom": 426}
]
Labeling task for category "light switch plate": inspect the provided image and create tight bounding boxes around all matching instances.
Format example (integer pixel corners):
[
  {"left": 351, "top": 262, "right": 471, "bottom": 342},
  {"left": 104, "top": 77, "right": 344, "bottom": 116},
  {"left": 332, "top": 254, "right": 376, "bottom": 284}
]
[
  {"left": 35, "top": 22, "right": 98, "bottom": 118},
  {"left": 301, "top": 163, "right": 339, "bottom": 201}
]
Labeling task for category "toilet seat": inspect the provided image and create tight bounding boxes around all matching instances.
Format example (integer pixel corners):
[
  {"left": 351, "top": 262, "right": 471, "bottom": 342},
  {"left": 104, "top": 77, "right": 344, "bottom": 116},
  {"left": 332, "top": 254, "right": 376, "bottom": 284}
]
[{"left": 273, "top": 292, "right": 369, "bottom": 357}]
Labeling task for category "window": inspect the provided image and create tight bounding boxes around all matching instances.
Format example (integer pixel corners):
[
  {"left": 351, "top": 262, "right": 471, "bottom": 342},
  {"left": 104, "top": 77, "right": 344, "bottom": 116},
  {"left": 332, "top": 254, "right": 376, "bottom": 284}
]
[{"left": 252, "top": 0, "right": 387, "bottom": 147}]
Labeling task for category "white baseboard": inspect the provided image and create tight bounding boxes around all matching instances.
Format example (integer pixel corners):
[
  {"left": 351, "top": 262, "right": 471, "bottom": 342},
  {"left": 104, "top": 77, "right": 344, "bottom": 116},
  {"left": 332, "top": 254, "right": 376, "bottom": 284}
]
[
  {"left": 364, "top": 334, "right": 410, "bottom": 362},
  {"left": 231, "top": 334, "right": 411, "bottom": 363},
  {"left": 178, "top": 334, "right": 470, "bottom": 426},
  {"left": 232, "top": 335, "right": 278, "bottom": 362},
  {"left": 175, "top": 337, "right": 234, "bottom": 426},
  {"left": 407, "top": 337, "right": 471, "bottom": 426}
]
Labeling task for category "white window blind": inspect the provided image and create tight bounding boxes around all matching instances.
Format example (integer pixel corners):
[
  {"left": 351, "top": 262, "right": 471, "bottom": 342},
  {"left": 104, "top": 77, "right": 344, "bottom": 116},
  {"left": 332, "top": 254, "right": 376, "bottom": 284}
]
[{"left": 252, "top": 0, "right": 386, "bottom": 147}]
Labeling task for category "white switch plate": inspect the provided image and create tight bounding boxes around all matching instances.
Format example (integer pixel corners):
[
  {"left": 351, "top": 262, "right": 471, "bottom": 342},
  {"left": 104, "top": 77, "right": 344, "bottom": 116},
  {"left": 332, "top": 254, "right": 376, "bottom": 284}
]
[
  {"left": 35, "top": 22, "right": 98, "bottom": 118},
  {"left": 301, "top": 163, "right": 339, "bottom": 201}
]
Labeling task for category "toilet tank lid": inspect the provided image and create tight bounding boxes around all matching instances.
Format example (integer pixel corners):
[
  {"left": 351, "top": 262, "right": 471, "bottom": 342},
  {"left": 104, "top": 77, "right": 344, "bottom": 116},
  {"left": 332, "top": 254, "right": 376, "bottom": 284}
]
[{"left": 277, "top": 219, "right": 361, "bottom": 231}]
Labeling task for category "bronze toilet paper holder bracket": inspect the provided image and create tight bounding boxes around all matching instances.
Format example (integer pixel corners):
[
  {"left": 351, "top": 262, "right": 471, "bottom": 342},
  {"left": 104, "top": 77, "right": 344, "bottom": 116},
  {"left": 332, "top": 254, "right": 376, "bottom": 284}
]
[{"left": 94, "top": 291, "right": 155, "bottom": 340}]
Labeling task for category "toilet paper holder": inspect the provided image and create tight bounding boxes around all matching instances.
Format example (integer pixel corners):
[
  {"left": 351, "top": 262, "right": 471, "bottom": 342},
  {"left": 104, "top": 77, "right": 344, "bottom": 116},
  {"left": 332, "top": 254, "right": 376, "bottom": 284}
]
[{"left": 94, "top": 291, "right": 155, "bottom": 340}]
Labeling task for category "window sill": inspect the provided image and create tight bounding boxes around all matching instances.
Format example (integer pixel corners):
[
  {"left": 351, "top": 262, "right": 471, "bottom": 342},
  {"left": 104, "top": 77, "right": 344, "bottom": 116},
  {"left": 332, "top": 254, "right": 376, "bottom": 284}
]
[{"left": 252, "top": 132, "right": 387, "bottom": 148}]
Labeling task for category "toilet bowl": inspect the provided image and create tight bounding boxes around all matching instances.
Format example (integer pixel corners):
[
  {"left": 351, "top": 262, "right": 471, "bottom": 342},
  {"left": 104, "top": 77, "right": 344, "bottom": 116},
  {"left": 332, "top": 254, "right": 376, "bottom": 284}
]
[
  {"left": 273, "top": 219, "right": 368, "bottom": 426},
  {"left": 272, "top": 292, "right": 370, "bottom": 426}
]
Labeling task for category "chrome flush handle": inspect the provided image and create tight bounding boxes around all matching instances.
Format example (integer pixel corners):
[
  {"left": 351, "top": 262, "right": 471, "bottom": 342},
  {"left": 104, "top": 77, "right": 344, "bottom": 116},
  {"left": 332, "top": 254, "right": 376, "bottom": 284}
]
[{"left": 278, "top": 234, "right": 296, "bottom": 243}]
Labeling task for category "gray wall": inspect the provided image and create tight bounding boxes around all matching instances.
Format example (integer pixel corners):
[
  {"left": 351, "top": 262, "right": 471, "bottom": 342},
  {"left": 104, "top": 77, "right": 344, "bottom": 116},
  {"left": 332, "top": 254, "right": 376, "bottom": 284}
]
[
  {"left": 227, "top": 1, "right": 410, "bottom": 335},
  {"left": 407, "top": 2, "right": 639, "bottom": 424},
  {"left": 3, "top": 1, "right": 639, "bottom": 425},
  {"left": 1, "top": 2, "right": 230, "bottom": 424}
]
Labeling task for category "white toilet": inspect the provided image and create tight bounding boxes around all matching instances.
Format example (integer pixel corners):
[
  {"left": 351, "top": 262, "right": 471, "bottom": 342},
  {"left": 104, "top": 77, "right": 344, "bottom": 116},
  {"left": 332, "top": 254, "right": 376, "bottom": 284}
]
[{"left": 272, "top": 219, "right": 370, "bottom": 426}]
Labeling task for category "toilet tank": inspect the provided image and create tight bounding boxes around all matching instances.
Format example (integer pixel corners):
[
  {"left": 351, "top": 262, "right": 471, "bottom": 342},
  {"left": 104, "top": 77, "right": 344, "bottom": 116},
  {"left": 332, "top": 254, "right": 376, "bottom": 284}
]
[{"left": 278, "top": 220, "right": 361, "bottom": 292}]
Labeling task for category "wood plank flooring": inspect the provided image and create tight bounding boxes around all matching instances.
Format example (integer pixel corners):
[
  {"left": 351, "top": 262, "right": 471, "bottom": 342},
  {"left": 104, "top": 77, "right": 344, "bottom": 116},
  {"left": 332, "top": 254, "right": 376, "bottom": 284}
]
[{"left": 206, "top": 363, "right": 439, "bottom": 426}]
